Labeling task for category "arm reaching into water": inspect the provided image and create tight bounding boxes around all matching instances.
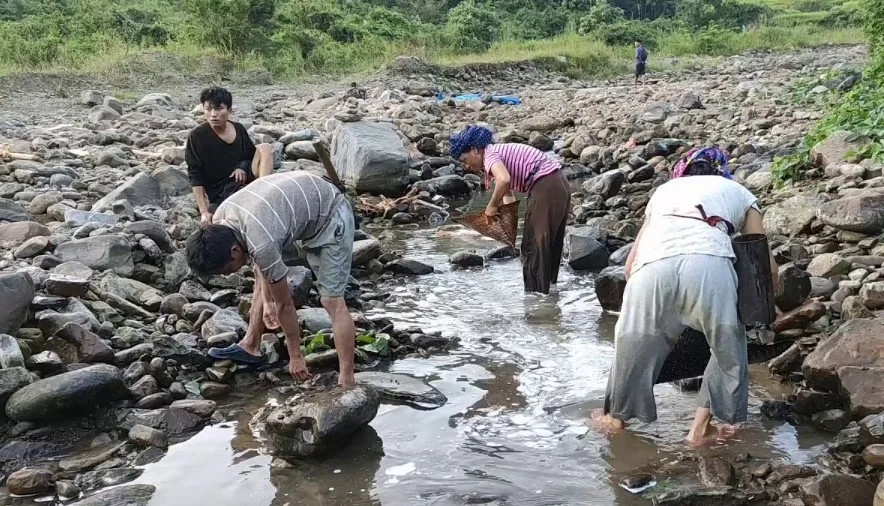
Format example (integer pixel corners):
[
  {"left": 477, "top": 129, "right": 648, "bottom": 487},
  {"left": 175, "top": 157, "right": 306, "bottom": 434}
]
[{"left": 485, "top": 162, "right": 512, "bottom": 216}]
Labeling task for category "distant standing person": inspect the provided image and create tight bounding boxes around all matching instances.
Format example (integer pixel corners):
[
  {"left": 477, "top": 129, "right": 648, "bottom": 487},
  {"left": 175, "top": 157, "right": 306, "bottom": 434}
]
[
  {"left": 635, "top": 39, "right": 649, "bottom": 86},
  {"left": 185, "top": 87, "right": 274, "bottom": 226}
]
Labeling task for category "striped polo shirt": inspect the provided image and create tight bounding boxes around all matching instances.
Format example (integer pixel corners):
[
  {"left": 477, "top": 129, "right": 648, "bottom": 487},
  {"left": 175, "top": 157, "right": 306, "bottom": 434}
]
[
  {"left": 214, "top": 171, "right": 340, "bottom": 284},
  {"left": 483, "top": 143, "right": 560, "bottom": 194}
]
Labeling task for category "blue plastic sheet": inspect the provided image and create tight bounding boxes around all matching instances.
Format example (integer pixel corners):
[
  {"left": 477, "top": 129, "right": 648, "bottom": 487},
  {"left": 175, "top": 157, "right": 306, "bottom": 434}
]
[{"left": 435, "top": 92, "right": 522, "bottom": 106}]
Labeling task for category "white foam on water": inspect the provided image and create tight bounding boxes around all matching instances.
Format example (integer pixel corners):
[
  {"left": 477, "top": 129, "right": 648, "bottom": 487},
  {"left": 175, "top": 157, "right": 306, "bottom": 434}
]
[{"left": 385, "top": 462, "right": 417, "bottom": 477}]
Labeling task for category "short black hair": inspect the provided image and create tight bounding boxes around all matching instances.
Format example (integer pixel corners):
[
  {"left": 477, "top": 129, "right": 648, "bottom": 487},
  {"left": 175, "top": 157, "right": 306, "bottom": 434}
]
[
  {"left": 636, "top": 39, "right": 643, "bottom": 44},
  {"left": 684, "top": 160, "right": 719, "bottom": 177},
  {"left": 186, "top": 225, "right": 239, "bottom": 275},
  {"left": 199, "top": 87, "right": 232, "bottom": 109}
]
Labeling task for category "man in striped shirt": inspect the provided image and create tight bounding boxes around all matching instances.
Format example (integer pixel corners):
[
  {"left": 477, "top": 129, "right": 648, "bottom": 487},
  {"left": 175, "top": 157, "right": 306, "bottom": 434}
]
[{"left": 185, "top": 171, "right": 356, "bottom": 387}]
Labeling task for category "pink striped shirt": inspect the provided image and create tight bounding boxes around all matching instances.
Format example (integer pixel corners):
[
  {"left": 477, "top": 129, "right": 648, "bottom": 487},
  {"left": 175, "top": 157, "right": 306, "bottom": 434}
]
[{"left": 483, "top": 143, "right": 560, "bottom": 194}]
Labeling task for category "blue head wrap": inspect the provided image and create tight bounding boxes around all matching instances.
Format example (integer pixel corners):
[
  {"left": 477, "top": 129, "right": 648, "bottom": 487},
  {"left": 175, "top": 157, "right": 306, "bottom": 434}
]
[{"left": 449, "top": 125, "right": 494, "bottom": 160}]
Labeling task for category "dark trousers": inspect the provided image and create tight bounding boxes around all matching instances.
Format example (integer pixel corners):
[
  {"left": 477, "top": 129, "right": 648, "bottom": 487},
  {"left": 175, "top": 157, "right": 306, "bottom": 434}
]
[{"left": 522, "top": 170, "right": 571, "bottom": 294}]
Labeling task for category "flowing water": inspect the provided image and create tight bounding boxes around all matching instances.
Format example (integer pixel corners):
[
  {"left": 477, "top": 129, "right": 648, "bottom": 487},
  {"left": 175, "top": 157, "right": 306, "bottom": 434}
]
[{"left": 127, "top": 214, "right": 833, "bottom": 506}]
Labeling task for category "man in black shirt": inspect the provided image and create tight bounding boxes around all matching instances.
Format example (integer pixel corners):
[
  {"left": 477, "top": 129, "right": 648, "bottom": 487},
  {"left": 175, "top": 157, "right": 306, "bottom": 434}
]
[{"left": 185, "top": 87, "right": 274, "bottom": 226}]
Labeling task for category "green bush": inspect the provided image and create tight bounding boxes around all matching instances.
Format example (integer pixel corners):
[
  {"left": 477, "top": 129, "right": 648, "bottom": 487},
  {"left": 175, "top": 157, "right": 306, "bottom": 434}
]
[
  {"left": 576, "top": 0, "right": 626, "bottom": 35},
  {"left": 820, "top": 3, "right": 863, "bottom": 28},
  {"left": 596, "top": 20, "right": 658, "bottom": 47},
  {"left": 443, "top": 0, "right": 500, "bottom": 53},
  {"left": 793, "top": 0, "right": 837, "bottom": 12}
]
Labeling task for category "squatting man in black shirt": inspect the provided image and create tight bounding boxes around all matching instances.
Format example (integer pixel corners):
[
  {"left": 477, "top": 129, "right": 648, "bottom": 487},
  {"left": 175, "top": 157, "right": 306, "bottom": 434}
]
[{"left": 185, "top": 87, "right": 274, "bottom": 226}]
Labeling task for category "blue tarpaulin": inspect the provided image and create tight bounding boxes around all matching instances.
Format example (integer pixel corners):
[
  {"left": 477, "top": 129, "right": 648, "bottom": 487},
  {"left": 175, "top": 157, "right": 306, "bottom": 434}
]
[{"left": 436, "top": 92, "right": 522, "bottom": 106}]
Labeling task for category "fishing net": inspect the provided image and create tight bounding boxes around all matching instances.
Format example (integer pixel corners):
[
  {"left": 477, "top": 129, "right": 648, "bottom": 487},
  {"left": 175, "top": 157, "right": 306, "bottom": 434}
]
[
  {"left": 452, "top": 200, "right": 520, "bottom": 248},
  {"left": 655, "top": 328, "right": 793, "bottom": 384}
]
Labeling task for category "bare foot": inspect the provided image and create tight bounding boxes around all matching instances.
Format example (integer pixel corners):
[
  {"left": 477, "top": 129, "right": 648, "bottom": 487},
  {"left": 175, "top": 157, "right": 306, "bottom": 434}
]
[
  {"left": 589, "top": 409, "right": 626, "bottom": 436},
  {"left": 338, "top": 374, "right": 356, "bottom": 389},
  {"left": 685, "top": 423, "right": 737, "bottom": 447}
]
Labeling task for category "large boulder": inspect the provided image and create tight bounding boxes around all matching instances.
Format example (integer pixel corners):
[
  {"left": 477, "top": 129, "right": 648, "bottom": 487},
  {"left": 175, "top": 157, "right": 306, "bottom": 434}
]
[
  {"left": 151, "top": 167, "right": 191, "bottom": 198},
  {"left": 818, "top": 190, "right": 884, "bottom": 234},
  {"left": 355, "top": 371, "right": 447, "bottom": 409},
  {"left": 69, "top": 484, "right": 156, "bottom": 506},
  {"left": 331, "top": 122, "right": 409, "bottom": 196},
  {"left": 800, "top": 474, "right": 876, "bottom": 506},
  {"left": 838, "top": 366, "right": 884, "bottom": 419},
  {"left": 595, "top": 266, "right": 627, "bottom": 312},
  {"left": 6, "top": 364, "right": 127, "bottom": 421},
  {"left": 583, "top": 171, "right": 626, "bottom": 200},
  {"left": 804, "top": 318, "right": 884, "bottom": 392},
  {"left": 0, "top": 272, "right": 35, "bottom": 335},
  {"left": 91, "top": 172, "right": 166, "bottom": 212},
  {"left": 264, "top": 386, "right": 380, "bottom": 457},
  {"left": 0, "top": 221, "right": 50, "bottom": 248},
  {"left": 565, "top": 228, "right": 609, "bottom": 271},
  {"left": 55, "top": 236, "right": 134, "bottom": 276},
  {"left": 763, "top": 194, "right": 826, "bottom": 236}
]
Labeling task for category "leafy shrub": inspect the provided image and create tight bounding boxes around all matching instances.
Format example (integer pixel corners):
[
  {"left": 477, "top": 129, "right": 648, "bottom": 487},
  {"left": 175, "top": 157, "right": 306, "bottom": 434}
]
[
  {"left": 576, "top": 0, "right": 626, "bottom": 34},
  {"left": 596, "top": 20, "right": 658, "bottom": 47},
  {"left": 820, "top": 4, "right": 864, "bottom": 28},
  {"left": 443, "top": 0, "right": 500, "bottom": 53},
  {"left": 793, "top": 0, "right": 836, "bottom": 12}
]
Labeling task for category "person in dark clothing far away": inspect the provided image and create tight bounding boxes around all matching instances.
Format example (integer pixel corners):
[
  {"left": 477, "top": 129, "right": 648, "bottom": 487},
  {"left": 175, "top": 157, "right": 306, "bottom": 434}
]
[
  {"left": 635, "top": 39, "right": 649, "bottom": 86},
  {"left": 185, "top": 87, "right": 274, "bottom": 226}
]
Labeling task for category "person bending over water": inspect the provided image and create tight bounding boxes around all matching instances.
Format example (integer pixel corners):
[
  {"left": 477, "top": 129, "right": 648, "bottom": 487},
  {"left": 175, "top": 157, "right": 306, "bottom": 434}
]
[
  {"left": 593, "top": 147, "right": 778, "bottom": 445},
  {"left": 449, "top": 125, "right": 571, "bottom": 295},
  {"left": 185, "top": 172, "right": 357, "bottom": 387}
]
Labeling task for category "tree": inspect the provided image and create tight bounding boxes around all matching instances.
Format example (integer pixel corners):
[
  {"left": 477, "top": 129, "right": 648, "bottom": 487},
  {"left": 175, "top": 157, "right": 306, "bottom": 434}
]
[{"left": 444, "top": 0, "right": 500, "bottom": 53}]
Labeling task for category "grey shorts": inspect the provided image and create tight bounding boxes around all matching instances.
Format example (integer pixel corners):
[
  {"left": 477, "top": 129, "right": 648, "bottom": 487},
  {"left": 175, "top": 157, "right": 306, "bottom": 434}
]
[{"left": 300, "top": 196, "right": 354, "bottom": 298}]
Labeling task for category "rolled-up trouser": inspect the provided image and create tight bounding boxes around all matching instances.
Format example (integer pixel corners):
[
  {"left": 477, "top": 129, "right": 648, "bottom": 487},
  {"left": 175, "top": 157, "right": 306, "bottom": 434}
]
[
  {"left": 603, "top": 254, "right": 748, "bottom": 424},
  {"left": 522, "top": 170, "right": 571, "bottom": 294}
]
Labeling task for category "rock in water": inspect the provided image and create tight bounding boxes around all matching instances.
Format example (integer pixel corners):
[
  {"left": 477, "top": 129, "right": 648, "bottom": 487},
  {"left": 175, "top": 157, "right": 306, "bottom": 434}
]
[
  {"left": 565, "top": 228, "right": 609, "bottom": 271},
  {"left": 6, "top": 468, "right": 54, "bottom": 495},
  {"left": 449, "top": 251, "right": 484, "bottom": 267},
  {"left": 385, "top": 259, "right": 434, "bottom": 275},
  {"left": 595, "top": 266, "right": 626, "bottom": 311},
  {"left": 355, "top": 371, "right": 447, "bottom": 409},
  {"left": 6, "top": 364, "right": 127, "bottom": 421},
  {"left": 264, "top": 386, "right": 380, "bottom": 457},
  {"left": 331, "top": 122, "right": 409, "bottom": 196},
  {"left": 800, "top": 474, "right": 876, "bottom": 506},
  {"left": 0, "top": 272, "right": 35, "bottom": 335},
  {"left": 54, "top": 236, "right": 134, "bottom": 277},
  {"left": 70, "top": 484, "right": 156, "bottom": 506},
  {"left": 803, "top": 318, "right": 884, "bottom": 391}
]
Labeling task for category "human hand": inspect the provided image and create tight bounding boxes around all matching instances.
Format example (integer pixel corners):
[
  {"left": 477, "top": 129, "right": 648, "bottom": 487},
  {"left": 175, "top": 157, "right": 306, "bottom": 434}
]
[
  {"left": 232, "top": 168, "right": 248, "bottom": 185},
  {"left": 200, "top": 211, "right": 213, "bottom": 226},
  {"left": 484, "top": 204, "right": 499, "bottom": 219},
  {"left": 288, "top": 354, "right": 312, "bottom": 382},
  {"left": 263, "top": 301, "right": 280, "bottom": 330}
]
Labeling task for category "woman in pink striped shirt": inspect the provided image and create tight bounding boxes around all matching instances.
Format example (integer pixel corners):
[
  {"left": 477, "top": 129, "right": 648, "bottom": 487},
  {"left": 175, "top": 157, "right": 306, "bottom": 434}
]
[{"left": 450, "top": 125, "right": 571, "bottom": 294}]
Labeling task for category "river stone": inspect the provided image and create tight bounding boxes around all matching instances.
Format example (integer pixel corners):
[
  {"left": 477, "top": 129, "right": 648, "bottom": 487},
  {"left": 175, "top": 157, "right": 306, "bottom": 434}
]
[
  {"left": 0, "top": 272, "right": 35, "bottom": 335},
  {"left": 287, "top": 266, "right": 313, "bottom": 307},
  {"left": 169, "top": 399, "right": 217, "bottom": 418},
  {"left": 811, "top": 409, "right": 850, "bottom": 431},
  {"left": 800, "top": 473, "right": 876, "bottom": 506},
  {"left": 609, "top": 243, "right": 633, "bottom": 266},
  {"left": 55, "top": 322, "right": 114, "bottom": 363},
  {"left": 385, "top": 258, "right": 434, "bottom": 275},
  {"left": 698, "top": 457, "right": 736, "bottom": 487},
  {"left": 520, "top": 115, "right": 559, "bottom": 132},
  {"left": 565, "top": 228, "right": 609, "bottom": 271},
  {"left": 811, "top": 130, "right": 869, "bottom": 171},
  {"left": 860, "top": 282, "right": 884, "bottom": 309},
  {"left": 804, "top": 318, "right": 884, "bottom": 391},
  {"left": 284, "top": 140, "right": 318, "bottom": 161},
  {"left": 413, "top": 175, "right": 471, "bottom": 196},
  {"left": 125, "top": 220, "right": 172, "bottom": 251},
  {"left": 0, "top": 367, "right": 32, "bottom": 411},
  {"left": 794, "top": 390, "right": 841, "bottom": 415},
  {"left": 6, "top": 468, "right": 54, "bottom": 495},
  {"left": 863, "top": 445, "right": 884, "bottom": 468},
  {"left": 295, "top": 308, "right": 332, "bottom": 334},
  {"left": 5, "top": 364, "right": 127, "bottom": 421},
  {"left": 128, "top": 424, "right": 168, "bottom": 448},
  {"left": 776, "top": 265, "right": 812, "bottom": 312},
  {"left": 0, "top": 334, "right": 25, "bottom": 369},
  {"left": 331, "top": 122, "right": 409, "bottom": 196},
  {"left": 0, "top": 198, "right": 28, "bottom": 223},
  {"left": 595, "top": 266, "right": 626, "bottom": 312},
  {"left": 583, "top": 170, "right": 625, "bottom": 200},
  {"left": 449, "top": 251, "right": 484, "bottom": 268},
  {"left": 91, "top": 172, "right": 166, "bottom": 212},
  {"left": 74, "top": 467, "right": 143, "bottom": 493},
  {"left": 355, "top": 371, "right": 447, "bottom": 409},
  {"left": 115, "top": 407, "right": 206, "bottom": 436},
  {"left": 763, "top": 194, "right": 826, "bottom": 236},
  {"left": 129, "top": 375, "right": 158, "bottom": 399},
  {"left": 55, "top": 236, "right": 134, "bottom": 277},
  {"left": 838, "top": 366, "right": 884, "bottom": 419},
  {"left": 352, "top": 239, "right": 383, "bottom": 267},
  {"left": 69, "top": 484, "right": 156, "bottom": 506},
  {"left": 264, "top": 385, "right": 380, "bottom": 457},
  {"left": 200, "top": 309, "right": 247, "bottom": 339},
  {"left": 152, "top": 335, "right": 208, "bottom": 368},
  {"left": 0, "top": 221, "right": 50, "bottom": 248},
  {"left": 101, "top": 275, "right": 165, "bottom": 312},
  {"left": 807, "top": 253, "right": 851, "bottom": 278},
  {"left": 818, "top": 191, "right": 884, "bottom": 234}
]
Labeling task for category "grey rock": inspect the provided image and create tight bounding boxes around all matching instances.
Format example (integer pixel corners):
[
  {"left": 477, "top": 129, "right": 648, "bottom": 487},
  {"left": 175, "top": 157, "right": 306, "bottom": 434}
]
[
  {"left": 0, "top": 272, "right": 35, "bottom": 335},
  {"left": 13, "top": 235, "right": 49, "bottom": 258},
  {"left": 352, "top": 239, "right": 383, "bottom": 267},
  {"left": 776, "top": 265, "right": 811, "bottom": 312},
  {"left": 0, "top": 198, "right": 29, "bottom": 223},
  {"left": 583, "top": 171, "right": 625, "bottom": 200},
  {"left": 818, "top": 191, "right": 884, "bottom": 234},
  {"left": 288, "top": 266, "right": 313, "bottom": 307},
  {"left": 69, "top": 484, "right": 155, "bottom": 506},
  {"left": 763, "top": 194, "right": 826, "bottom": 236},
  {"left": 151, "top": 166, "right": 191, "bottom": 198},
  {"left": 565, "top": 228, "right": 609, "bottom": 271},
  {"left": 115, "top": 407, "right": 205, "bottom": 436},
  {"left": 55, "top": 236, "right": 134, "bottom": 276},
  {"left": 799, "top": 473, "right": 876, "bottom": 506},
  {"left": 132, "top": 446, "right": 165, "bottom": 466},
  {"left": 297, "top": 308, "right": 333, "bottom": 334},
  {"left": 128, "top": 375, "right": 158, "bottom": 400},
  {"left": 6, "top": 364, "right": 127, "bottom": 421},
  {"left": 55, "top": 322, "right": 114, "bottom": 364},
  {"left": 385, "top": 258, "right": 434, "bottom": 275},
  {"left": 0, "top": 367, "right": 32, "bottom": 413},
  {"left": 412, "top": 175, "right": 471, "bottom": 196},
  {"left": 284, "top": 140, "right": 319, "bottom": 161},
  {"left": 0, "top": 221, "right": 50, "bottom": 248},
  {"left": 0, "top": 334, "right": 25, "bottom": 369},
  {"left": 169, "top": 399, "right": 217, "bottom": 418},
  {"left": 807, "top": 253, "right": 851, "bottom": 278},
  {"left": 64, "top": 209, "right": 120, "bottom": 228},
  {"left": 449, "top": 251, "right": 484, "bottom": 267},
  {"left": 264, "top": 385, "right": 380, "bottom": 457},
  {"left": 88, "top": 105, "right": 120, "bottom": 123},
  {"left": 128, "top": 424, "right": 168, "bottom": 448},
  {"left": 331, "top": 122, "right": 409, "bottom": 196},
  {"left": 355, "top": 371, "right": 446, "bottom": 409},
  {"left": 125, "top": 220, "right": 172, "bottom": 251},
  {"left": 6, "top": 468, "right": 54, "bottom": 495},
  {"left": 595, "top": 266, "right": 626, "bottom": 312},
  {"left": 201, "top": 309, "right": 246, "bottom": 339},
  {"left": 91, "top": 172, "right": 166, "bottom": 212}
]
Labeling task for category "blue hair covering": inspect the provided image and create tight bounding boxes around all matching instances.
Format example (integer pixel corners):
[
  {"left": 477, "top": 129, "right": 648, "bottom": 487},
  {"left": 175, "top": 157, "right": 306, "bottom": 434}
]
[{"left": 449, "top": 125, "right": 494, "bottom": 160}]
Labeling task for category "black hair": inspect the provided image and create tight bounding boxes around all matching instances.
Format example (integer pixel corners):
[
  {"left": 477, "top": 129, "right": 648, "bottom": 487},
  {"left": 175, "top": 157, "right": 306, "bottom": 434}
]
[
  {"left": 199, "top": 87, "right": 233, "bottom": 109},
  {"left": 350, "top": 82, "right": 358, "bottom": 87},
  {"left": 636, "top": 39, "right": 642, "bottom": 44},
  {"left": 683, "top": 160, "right": 719, "bottom": 177},
  {"left": 186, "top": 225, "right": 239, "bottom": 275}
]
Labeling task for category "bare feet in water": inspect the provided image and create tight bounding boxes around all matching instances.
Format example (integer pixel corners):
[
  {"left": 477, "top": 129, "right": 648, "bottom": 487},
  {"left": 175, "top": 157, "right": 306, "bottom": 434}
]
[
  {"left": 589, "top": 409, "right": 626, "bottom": 435},
  {"left": 685, "top": 423, "right": 737, "bottom": 446}
]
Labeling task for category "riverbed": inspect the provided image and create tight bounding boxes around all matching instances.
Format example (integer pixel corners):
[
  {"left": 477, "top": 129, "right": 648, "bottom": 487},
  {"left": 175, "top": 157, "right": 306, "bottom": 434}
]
[{"left": 124, "top": 219, "right": 832, "bottom": 506}]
